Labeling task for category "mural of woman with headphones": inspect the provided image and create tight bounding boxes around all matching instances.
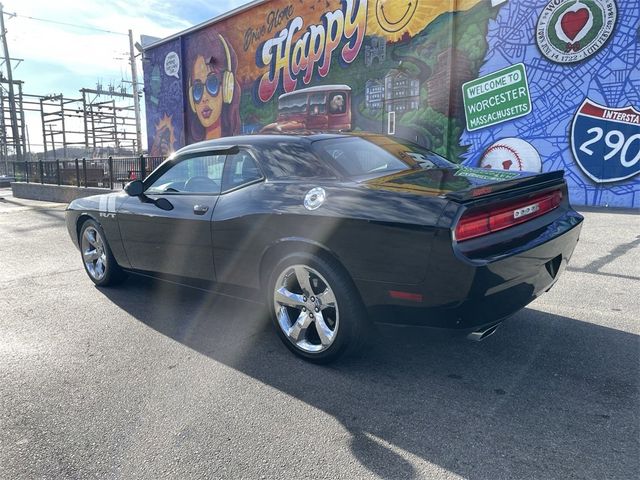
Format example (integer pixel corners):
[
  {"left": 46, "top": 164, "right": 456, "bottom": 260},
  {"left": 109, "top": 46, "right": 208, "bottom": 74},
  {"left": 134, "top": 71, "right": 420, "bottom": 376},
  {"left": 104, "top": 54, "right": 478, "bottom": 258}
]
[{"left": 185, "top": 30, "right": 241, "bottom": 142}]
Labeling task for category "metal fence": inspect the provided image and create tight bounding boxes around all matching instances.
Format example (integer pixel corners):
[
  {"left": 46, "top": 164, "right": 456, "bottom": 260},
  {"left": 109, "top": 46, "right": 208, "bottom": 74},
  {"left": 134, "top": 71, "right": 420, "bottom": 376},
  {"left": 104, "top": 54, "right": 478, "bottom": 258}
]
[
  {"left": 8, "top": 156, "right": 166, "bottom": 189},
  {"left": 0, "top": 162, "right": 11, "bottom": 178}
]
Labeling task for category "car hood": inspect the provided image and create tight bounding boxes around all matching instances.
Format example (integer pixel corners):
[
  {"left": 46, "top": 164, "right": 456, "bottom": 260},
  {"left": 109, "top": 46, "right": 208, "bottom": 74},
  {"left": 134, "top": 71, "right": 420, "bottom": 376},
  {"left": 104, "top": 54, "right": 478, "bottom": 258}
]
[{"left": 67, "top": 190, "right": 128, "bottom": 211}]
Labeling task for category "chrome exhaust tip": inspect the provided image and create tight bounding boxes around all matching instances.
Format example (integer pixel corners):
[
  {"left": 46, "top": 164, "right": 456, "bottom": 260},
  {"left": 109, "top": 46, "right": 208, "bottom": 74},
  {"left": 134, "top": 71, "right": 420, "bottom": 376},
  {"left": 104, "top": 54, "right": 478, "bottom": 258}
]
[{"left": 467, "top": 323, "right": 501, "bottom": 342}]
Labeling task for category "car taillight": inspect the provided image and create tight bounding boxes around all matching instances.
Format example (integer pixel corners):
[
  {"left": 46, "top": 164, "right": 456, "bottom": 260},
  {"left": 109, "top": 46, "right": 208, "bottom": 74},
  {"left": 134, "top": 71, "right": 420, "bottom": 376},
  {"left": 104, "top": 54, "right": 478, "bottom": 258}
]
[{"left": 455, "top": 190, "right": 563, "bottom": 242}]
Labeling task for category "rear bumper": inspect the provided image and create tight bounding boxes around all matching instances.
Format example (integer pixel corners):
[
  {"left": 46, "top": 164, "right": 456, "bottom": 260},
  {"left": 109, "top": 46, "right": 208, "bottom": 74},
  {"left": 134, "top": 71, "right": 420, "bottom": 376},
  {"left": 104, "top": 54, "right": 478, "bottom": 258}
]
[{"left": 358, "top": 210, "right": 583, "bottom": 330}]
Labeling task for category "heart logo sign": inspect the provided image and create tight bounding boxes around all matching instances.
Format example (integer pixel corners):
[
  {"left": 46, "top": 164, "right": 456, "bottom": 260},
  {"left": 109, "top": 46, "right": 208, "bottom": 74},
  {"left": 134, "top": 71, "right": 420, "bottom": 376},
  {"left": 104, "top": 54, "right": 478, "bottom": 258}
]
[
  {"left": 537, "top": 0, "right": 617, "bottom": 63},
  {"left": 556, "top": 3, "right": 592, "bottom": 42}
]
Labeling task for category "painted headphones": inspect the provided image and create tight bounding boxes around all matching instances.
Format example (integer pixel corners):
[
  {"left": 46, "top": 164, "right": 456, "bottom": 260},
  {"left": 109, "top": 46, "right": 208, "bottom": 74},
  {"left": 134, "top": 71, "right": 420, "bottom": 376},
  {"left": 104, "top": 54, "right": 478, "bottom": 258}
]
[
  {"left": 189, "top": 33, "right": 235, "bottom": 111},
  {"left": 219, "top": 34, "right": 234, "bottom": 105}
]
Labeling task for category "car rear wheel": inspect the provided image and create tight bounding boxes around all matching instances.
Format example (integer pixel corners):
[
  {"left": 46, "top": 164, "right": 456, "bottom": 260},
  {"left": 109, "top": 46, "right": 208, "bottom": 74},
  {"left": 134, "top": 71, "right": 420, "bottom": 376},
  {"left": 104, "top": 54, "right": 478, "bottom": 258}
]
[
  {"left": 268, "top": 253, "right": 367, "bottom": 363},
  {"left": 79, "top": 219, "right": 126, "bottom": 287}
]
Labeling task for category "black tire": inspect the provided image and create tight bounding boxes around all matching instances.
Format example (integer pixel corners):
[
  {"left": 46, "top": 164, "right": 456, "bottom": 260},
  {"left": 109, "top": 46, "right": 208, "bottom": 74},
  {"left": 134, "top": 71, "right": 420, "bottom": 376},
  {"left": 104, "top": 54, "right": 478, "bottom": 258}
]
[
  {"left": 79, "top": 219, "right": 127, "bottom": 287},
  {"left": 267, "top": 252, "right": 368, "bottom": 363}
]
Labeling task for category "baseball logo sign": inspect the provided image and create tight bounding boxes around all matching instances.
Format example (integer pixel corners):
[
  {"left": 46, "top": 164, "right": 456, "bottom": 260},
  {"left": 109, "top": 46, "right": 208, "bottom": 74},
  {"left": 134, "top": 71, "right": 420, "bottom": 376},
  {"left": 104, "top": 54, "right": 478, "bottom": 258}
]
[
  {"left": 536, "top": 0, "right": 617, "bottom": 63},
  {"left": 480, "top": 138, "right": 543, "bottom": 173},
  {"left": 571, "top": 98, "right": 640, "bottom": 183}
]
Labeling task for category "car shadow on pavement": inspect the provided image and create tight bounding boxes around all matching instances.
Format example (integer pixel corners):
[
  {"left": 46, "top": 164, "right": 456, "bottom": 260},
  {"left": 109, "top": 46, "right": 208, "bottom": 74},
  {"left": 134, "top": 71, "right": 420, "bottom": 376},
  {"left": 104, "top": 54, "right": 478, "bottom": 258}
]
[{"left": 99, "top": 275, "right": 639, "bottom": 480}]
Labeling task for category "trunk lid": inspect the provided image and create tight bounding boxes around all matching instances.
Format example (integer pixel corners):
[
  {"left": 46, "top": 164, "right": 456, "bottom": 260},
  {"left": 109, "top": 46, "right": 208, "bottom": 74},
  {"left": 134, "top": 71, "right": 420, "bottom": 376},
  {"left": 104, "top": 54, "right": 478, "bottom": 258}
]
[
  {"left": 443, "top": 167, "right": 564, "bottom": 203},
  {"left": 363, "top": 165, "right": 564, "bottom": 201}
]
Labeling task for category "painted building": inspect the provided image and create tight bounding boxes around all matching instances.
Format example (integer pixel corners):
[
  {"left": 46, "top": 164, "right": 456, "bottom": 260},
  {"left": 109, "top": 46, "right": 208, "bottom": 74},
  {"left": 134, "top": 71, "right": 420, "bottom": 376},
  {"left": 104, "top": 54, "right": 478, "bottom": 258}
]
[
  {"left": 427, "top": 49, "right": 475, "bottom": 118},
  {"left": 365, "top": 35, "right": 387, "bottom": 67},
  {"left": 365, "top": 79, "right": 384, "bottom": 110},
  {"left": 142, "top": 0, "right": 640, "bottom": 208},
  {"left": 384, "top": 70, "right": 420, "bottom": 113}
]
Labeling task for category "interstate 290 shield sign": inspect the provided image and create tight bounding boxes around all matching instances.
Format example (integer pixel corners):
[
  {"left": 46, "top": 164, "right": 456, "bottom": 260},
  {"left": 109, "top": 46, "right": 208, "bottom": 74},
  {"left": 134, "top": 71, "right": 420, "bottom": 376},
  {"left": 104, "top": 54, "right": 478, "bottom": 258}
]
[{"left": 571, "top": 99, "right": 640, "bottom": 183}]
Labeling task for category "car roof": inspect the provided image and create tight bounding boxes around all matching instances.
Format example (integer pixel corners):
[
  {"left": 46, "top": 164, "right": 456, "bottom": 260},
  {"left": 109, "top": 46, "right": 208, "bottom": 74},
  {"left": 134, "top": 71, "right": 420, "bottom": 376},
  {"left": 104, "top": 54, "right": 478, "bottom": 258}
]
[
  {"left": 175, "top": 132, "right": 392, "bottom": 156},
  {"left": 176, "top": 133, "right": 356, "bottom": 155}
]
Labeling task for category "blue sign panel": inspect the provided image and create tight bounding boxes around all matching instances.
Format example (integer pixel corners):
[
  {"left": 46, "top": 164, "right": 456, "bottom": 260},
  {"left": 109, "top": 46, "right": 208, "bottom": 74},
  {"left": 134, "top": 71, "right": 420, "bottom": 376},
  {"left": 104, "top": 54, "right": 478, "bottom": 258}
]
[{"left": 571, "top": 99, "right": 640, "bottom": 183}]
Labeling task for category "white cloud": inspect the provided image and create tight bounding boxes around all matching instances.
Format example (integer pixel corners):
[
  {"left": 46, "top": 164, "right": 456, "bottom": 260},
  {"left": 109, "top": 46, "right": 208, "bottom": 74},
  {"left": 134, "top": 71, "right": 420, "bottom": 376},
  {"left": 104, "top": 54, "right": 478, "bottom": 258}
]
[{"left": 4, "top": 0, "right": 189, "bottom": 77}]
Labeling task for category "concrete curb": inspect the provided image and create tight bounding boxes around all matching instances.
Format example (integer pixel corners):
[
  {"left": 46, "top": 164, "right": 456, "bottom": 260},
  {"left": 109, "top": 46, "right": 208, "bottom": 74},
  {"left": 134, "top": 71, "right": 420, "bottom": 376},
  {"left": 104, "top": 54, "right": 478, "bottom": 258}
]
[{"left": 11, "top": 182, "right": 116, "bottom": 204}]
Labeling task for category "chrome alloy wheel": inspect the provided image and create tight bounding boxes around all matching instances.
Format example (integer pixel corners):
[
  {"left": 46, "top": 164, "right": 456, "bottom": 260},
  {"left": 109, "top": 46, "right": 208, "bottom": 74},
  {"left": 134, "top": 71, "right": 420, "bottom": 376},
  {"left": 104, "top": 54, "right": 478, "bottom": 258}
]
[
  {"left": 273, "top": 265, "right": 339, "bottom": 353},
  {"left": 81, "top": 226, "right": 108, "bottom": 281}
]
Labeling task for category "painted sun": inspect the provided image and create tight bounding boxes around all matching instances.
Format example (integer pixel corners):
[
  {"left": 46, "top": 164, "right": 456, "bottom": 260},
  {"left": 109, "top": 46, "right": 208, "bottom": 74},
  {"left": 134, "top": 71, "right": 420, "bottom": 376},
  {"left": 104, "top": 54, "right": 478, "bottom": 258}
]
[{"left": 367, "top": 0, "right": 483, "bottom": 42}]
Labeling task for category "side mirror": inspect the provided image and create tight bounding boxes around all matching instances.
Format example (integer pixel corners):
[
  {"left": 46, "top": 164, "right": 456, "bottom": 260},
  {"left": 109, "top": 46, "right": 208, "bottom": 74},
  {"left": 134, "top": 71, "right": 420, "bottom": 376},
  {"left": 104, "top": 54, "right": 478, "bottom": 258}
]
[
  {"left": 155, "top": 198, "right": 174, "bottom": 211},
  {"left": 124, "top": 179, "right": 172, "bottom": 211},
  {"left": 124, "top": 180, "right": 144, "bottom": 196}
]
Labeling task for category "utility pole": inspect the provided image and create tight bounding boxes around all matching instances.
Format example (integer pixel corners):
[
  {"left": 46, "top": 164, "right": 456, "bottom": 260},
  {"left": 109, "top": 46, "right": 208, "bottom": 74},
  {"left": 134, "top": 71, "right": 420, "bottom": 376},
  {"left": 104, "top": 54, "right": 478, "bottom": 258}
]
[
  {"left": 128, "top": 29, "right": 142, "bottom": 154},
  {"left": 0, "top": 3, "right": 22, "bottom": 160}
]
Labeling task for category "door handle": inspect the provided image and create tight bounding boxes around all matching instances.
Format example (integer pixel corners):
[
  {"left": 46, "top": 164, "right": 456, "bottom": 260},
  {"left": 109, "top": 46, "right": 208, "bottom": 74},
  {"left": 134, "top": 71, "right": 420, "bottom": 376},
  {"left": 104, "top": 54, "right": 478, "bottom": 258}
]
[{"left": 193, "top": 205, "right": 209, "bottom": 215}]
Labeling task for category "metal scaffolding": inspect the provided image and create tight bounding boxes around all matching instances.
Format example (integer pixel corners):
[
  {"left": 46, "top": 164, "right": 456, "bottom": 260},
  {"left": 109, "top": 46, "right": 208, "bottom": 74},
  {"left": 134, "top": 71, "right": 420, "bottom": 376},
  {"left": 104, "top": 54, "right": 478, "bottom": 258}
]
[
  {"left": 40, "top": 94, "right": 82, "bottom": 160},
  {"left": 81, "top": 87, "right": 138, "bottom": 156},
  {"left": 0, "top": 6, "right": 143, "bottom": 168},
  {"left": 0, "top": 84, "right": 140, "bottom": 164}
]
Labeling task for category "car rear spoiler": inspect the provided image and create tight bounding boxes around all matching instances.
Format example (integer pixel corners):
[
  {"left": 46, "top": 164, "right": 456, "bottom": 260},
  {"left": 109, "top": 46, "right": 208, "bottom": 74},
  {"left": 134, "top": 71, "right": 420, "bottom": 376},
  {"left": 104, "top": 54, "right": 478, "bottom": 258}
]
[{"left": 444, "top": 170, "right": 566, "bottom": 204}]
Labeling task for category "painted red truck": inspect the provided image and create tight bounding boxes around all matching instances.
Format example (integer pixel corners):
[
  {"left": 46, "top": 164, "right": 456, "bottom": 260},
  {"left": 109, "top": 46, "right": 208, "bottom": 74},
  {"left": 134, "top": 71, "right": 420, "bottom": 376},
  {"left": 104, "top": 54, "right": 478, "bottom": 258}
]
[{"left": 261, "top": 85, "right": 352, "bottom": 133}]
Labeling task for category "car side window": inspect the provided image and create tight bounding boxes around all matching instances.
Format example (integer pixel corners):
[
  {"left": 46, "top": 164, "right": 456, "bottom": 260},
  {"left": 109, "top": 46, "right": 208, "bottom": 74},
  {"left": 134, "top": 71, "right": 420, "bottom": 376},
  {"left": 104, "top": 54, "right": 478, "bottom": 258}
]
[
  {"left": 260, "top": 144, "right": 337, "bottom": 179},
  {"left": 222, "top": 151, "right": 263, "bottom": 192},
  {"left": 146, "top": 154, "right": 225, "bottom": 194},
  {"left": 328, "top": 93, "right": 346, "bottom": 114},
  {"left": 309, "top": 93, "right": 326, "bottom": 115}
]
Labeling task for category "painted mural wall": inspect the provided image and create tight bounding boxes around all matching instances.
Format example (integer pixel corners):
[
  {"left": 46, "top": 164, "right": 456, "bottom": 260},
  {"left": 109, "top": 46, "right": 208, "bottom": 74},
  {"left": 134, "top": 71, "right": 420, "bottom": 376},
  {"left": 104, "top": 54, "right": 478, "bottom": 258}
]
[
  {"left": 143, "top": 0, "right": 640, "bottom": 207},
  {"left": 143, "top": 37, "right": 186, "bottom": 157}
]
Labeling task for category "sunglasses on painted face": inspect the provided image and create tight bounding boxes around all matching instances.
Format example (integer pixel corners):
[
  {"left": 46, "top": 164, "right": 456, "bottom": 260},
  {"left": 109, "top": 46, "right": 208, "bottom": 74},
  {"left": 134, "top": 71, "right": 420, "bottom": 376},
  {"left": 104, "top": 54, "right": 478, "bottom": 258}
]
[{"left": 192, "top": 73, "right": 220, "bottom": 103}]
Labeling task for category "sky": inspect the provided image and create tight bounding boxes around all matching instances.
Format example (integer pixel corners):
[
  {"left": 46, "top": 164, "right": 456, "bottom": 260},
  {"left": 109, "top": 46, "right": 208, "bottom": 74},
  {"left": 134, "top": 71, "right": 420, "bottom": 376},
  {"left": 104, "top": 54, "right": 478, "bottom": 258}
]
[{"left": 1, "top": 0, "right": 253, "bottom": 154}]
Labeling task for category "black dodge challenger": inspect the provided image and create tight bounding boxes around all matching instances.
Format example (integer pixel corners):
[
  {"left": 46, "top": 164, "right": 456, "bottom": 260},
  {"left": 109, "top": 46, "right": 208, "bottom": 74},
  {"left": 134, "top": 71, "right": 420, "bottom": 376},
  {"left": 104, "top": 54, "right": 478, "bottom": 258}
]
[{"left": 66, "top": 133, "right": 583, "bottom": 362}]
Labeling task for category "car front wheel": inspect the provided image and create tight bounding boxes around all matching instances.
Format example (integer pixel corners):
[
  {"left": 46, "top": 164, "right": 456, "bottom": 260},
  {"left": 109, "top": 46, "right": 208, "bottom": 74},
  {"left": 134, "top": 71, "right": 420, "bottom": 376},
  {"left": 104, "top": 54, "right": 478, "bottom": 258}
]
[
  {"left": 79, "top": 219, "right": 126, "bottom": 287},
  {"left": 268, "top": 253, "right": 367, "bottom": 363}
]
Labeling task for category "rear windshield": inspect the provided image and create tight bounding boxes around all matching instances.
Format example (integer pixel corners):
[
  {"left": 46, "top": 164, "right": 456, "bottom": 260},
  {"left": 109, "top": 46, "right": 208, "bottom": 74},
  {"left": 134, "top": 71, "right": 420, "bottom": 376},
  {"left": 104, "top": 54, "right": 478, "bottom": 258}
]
[{"left": 311, "top": 136, "right": 453, "bottom": 180}]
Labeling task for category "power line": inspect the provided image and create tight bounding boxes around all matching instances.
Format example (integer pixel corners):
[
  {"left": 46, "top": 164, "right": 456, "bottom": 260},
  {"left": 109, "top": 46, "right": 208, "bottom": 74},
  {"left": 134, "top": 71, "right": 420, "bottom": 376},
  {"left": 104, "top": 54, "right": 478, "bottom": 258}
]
[{"left": 2, "top": 11, "right": 127, "bottom": 36}]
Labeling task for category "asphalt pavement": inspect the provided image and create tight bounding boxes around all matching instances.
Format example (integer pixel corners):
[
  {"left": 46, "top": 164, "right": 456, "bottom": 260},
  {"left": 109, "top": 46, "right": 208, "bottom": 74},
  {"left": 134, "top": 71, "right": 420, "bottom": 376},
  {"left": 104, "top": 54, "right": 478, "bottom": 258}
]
[{"left": 0, "top": 187, "right": 638, "bottom": 479}]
